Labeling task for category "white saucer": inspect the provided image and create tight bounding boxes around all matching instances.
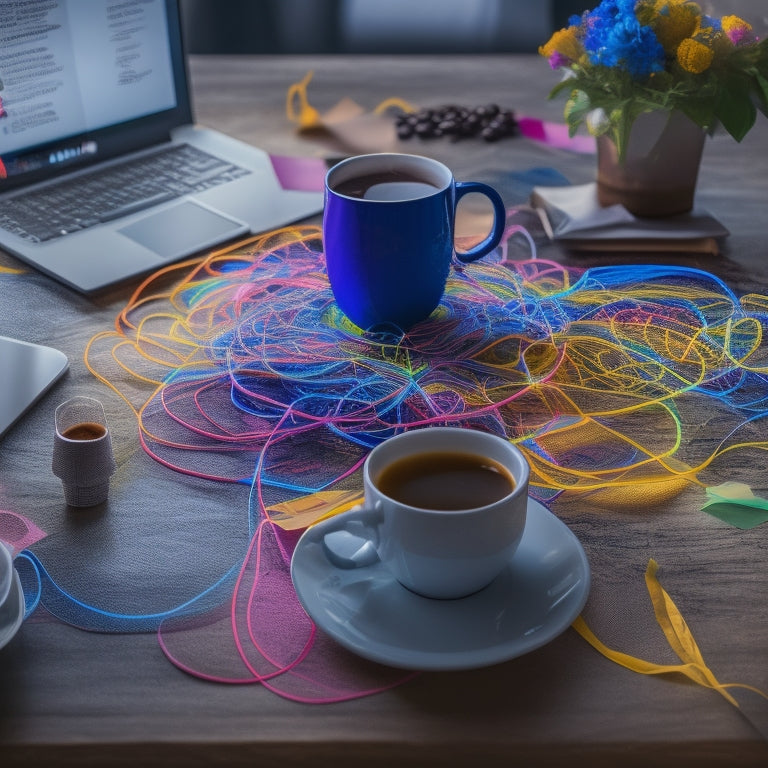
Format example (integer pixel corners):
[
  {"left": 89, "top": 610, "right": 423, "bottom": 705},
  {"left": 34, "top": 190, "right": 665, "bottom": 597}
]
[
  {"left": 291, "top": 498, "right": 590, "bottom": 671},
  {"left": 0, "top": 568, "right": 24, "bottom": 651}
]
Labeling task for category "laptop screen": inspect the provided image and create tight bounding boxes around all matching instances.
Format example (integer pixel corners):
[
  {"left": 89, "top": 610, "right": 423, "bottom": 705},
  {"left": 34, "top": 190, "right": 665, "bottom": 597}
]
[{"left": 0, "top": 0, "right": 192, "bottom": 190}]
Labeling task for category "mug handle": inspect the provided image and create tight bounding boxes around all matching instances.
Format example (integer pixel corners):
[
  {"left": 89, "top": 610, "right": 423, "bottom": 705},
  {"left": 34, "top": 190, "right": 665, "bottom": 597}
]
[
  {"left": 315, "top": 502, "right": 384, "bottom": 570},
  {"left": 453, "top": 181, "right": 507, "bottom": 263}
]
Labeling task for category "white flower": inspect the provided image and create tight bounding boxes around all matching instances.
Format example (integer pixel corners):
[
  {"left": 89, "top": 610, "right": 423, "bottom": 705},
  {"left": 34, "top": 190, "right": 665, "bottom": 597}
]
[{"left": 586, "top": 107, "right": 610, "bottom": 136}]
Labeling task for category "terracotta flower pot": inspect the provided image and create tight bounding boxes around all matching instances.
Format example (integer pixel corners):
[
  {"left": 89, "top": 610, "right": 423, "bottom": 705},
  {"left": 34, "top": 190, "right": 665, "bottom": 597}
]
[{"left": 596, "top": 110, "right": 706, "bottom": 218}]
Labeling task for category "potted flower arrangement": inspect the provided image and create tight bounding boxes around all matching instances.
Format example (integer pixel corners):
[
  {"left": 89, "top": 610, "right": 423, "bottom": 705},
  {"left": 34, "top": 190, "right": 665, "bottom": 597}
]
[{"left": 540, "top": 0, "right": 768, "bottom": 216}]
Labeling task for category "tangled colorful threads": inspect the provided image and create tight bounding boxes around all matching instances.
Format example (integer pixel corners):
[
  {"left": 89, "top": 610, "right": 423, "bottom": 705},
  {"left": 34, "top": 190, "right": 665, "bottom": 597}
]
[{"left": 87, "top": 225, "right": 768, "bottom": 513}]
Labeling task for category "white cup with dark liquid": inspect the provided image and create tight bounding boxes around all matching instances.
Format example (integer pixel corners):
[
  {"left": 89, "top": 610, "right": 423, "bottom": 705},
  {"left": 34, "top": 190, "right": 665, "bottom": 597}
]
[
  {"left": 314, "top": 427, "right": 529, "bottom": 599},
  {"left": 51, "top": 396, "right": 116, "bottom": 507}
]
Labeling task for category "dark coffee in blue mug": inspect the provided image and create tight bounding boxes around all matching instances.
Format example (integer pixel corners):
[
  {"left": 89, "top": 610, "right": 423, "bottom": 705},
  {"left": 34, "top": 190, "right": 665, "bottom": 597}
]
[{"left": 324, "top": 153, "right": 506, "bottom": 331}]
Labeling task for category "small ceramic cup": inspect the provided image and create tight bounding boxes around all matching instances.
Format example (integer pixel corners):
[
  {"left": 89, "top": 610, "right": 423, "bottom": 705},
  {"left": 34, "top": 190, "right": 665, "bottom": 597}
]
[
  {"left": 323, "top": 153, "right": 506, "bottom": 331},
  {"left": 311, "top": 427, "right": 529, "bottom": 599},
  {"left": 51, "top": 396, "right": 116, "bottom": 507}
]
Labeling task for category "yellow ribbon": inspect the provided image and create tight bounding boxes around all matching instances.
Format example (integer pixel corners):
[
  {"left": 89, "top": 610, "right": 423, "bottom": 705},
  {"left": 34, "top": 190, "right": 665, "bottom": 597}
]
[
  {"left": 286, "top": 71, "right": 416, "bottom": 131},
  {"left": 274, "top": 491, "right": 765, "bottom": 710},
  {"left": 266, "top": 491, "right": 363, "bottom": 530},
  {"left": 286, "top": 70, "right": 323, "bottom": 130},
  {"left": 573, "top": 559, "right": 767, "bottom": 708},
  {"left": 275, "top": 493, "right": 765, "bottom": 708},
  {"left": 372, "top": 96, "right": 418, "bottom": 115}
]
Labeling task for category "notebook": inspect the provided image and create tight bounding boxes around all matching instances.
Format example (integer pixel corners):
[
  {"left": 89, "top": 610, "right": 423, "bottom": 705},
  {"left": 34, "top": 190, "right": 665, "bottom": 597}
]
[
  {"left": 0, "top": 336, "right": 68, "bottom": 439},
  {"left": 0, "top": 0, "right": 323, "bottom": 293},
  {"left": 530, "top": 183, "right": 729, "bottom": 254}
]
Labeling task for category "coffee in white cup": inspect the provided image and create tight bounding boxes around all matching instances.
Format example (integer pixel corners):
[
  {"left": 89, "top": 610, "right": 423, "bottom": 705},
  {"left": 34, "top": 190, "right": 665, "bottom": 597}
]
[
  {"left": 318, "top": 427, "right": 529, "bottom": 599},
  {"left": 51, "top": 396, "right": 116, "bottom": 507}
]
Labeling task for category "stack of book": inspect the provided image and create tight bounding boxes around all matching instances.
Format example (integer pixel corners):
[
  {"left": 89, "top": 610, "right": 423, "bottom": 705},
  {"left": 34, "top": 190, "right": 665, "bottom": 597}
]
[{"left": 530, "top": 183, "right": 729, "bottom": 255}]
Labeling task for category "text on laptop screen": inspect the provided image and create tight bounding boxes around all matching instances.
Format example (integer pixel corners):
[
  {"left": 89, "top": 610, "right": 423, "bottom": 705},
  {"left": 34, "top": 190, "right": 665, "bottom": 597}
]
[{"left": 0, "top": 0, "right": 179, "bottom": 180}]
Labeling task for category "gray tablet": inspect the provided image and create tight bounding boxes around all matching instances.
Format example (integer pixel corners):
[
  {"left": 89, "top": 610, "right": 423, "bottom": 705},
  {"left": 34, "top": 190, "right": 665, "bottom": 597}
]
[{"left": 0, "top": 337, "right": 69, "bottom": 439}]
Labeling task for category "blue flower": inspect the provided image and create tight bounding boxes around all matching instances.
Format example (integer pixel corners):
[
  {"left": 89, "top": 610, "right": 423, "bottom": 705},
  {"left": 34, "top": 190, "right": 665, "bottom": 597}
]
[{"left": 579, "top": 0, "right": 665, "bottom": 79}]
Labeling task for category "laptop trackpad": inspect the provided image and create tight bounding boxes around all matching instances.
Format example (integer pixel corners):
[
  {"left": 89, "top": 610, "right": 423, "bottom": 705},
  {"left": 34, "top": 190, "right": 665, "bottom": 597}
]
[{"left": 119, "top": 201, "right": 248, "bottom": 260}]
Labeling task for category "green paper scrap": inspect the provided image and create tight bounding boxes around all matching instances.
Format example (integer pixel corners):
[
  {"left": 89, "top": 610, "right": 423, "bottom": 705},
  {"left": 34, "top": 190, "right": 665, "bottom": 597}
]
[{"left": 701, "top": 482, "right": 768, "bottom": 530}]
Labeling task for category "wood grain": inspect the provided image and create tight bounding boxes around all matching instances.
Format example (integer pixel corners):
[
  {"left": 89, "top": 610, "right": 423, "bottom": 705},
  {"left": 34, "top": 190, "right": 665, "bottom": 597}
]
[{"left": 1, "top": 54, "right": 767, "bottom": 767}]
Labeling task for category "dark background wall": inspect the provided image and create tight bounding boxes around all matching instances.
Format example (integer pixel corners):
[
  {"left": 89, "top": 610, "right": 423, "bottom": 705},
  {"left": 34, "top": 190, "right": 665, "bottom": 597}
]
[
  {"left": 179, "top": 1, "right": 587, "bottom": 55},
  {"left": 180, "top": 1, "right": 768, "bottom": 56}
]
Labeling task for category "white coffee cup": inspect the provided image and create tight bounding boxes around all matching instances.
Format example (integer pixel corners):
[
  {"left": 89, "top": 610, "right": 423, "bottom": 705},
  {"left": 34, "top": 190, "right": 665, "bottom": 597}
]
[
  {"left": 315, "top": 427, "right": 529, "bottom": 599},
  {"left": 51, "top": 396, "right": 116, "bottom": 507}
]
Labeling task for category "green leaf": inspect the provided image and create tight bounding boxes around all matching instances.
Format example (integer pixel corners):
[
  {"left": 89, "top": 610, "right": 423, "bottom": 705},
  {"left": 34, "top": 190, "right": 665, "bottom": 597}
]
[
  {"left": 703, "top": 503, "right": 768, "bottom": 530},
  {"left": 755, "top": 73, "right": 768, "bottom": 117},
  {"left": 702, "top": 483, "right": 768, "bottom": 530},
  {"left": 715, "top": 78, "right": 757, "bottom": 141},
  {"left": 677, "top": 98, "right": 717, "bottom": 132},
  {"left": 549, "top": 79, "right": 575, "bottom": 100},
  {"left": 564, "top": 90, "right": 591, "bottom": 136},
  {"left": 609, "top": 104, "right": 647, "bottom": 163}
]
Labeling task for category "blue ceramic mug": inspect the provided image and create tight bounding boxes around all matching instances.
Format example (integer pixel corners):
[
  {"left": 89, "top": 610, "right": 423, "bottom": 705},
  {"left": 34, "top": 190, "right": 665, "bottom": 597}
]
[{"left": 323, "top": 153, "right": 506, "bottom": 331}]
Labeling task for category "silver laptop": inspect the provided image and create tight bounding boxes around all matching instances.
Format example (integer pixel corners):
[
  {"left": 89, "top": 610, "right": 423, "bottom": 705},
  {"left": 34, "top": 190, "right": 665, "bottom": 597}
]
[
  {"left": 0, "top": 0, "right": 323, "bottom": 293},
  {"left": 0, "top": 336, "right": 68, "bottom": 439}
]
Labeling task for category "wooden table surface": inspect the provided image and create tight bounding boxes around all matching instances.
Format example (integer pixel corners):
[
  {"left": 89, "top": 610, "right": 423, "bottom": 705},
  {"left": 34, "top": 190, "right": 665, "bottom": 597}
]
[{"left": 1, "top": 54, "right": 767, "bottom": 767}]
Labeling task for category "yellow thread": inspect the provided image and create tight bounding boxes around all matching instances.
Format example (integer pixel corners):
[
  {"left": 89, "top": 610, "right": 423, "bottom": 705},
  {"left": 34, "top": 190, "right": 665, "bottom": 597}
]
[
  {"left": 83, "top": 236, "right": 768, "bottom": 512},
  {"left": 372, "top": 97, "right": 418, "bottom": 115},
  {"left": 286, "top": 71, "right": 415, "bottom": 129},
  {"left": 572, "top": 560, "right": 768, "bottom": 708},
  {"left": 286, "top": 71, "right": 323, "bottom": 131},
  {"left": 266, "top": 491, "right": 363, "bottom": 530}
]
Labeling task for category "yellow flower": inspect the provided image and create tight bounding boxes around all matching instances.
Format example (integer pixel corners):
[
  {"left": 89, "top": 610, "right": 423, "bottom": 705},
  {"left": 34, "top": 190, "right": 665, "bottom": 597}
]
[
  {"left": 676, "top": 37, "right": 714, "bottom": 73},
  {"left": 539, "top": 26, "right": 583, "bottom": 64},
  {"left": 722, "top": 15, "right": 751, "bottom": 34},
  {"left": 651, "top": 2, "right": 701, "bottom": 54},
  {"left": 721, "top": 15, "right": 752, "bottom": 45}
]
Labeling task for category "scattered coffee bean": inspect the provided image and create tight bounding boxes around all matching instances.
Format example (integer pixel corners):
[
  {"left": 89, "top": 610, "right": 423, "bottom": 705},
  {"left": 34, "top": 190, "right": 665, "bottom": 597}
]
[{"left": 394, "top": 103, "right": 518, "bottom": 142}]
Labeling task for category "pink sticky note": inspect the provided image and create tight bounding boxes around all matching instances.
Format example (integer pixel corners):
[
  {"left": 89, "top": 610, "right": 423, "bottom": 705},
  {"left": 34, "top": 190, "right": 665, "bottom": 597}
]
[
  {"left": 0, "top": 510, "right": 47, "bottom": 555},
  {"left": 518, "top": 116, "right": 596, "bottom": 154},
  {"left": 270, "top": 155, "right": 328, "bottom": 192}
]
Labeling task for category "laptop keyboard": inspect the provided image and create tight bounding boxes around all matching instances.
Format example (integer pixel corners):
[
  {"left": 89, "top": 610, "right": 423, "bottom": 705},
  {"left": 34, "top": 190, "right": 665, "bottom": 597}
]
[{"left": 0, "top": 144, "right": 251, "bottom": 244}]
